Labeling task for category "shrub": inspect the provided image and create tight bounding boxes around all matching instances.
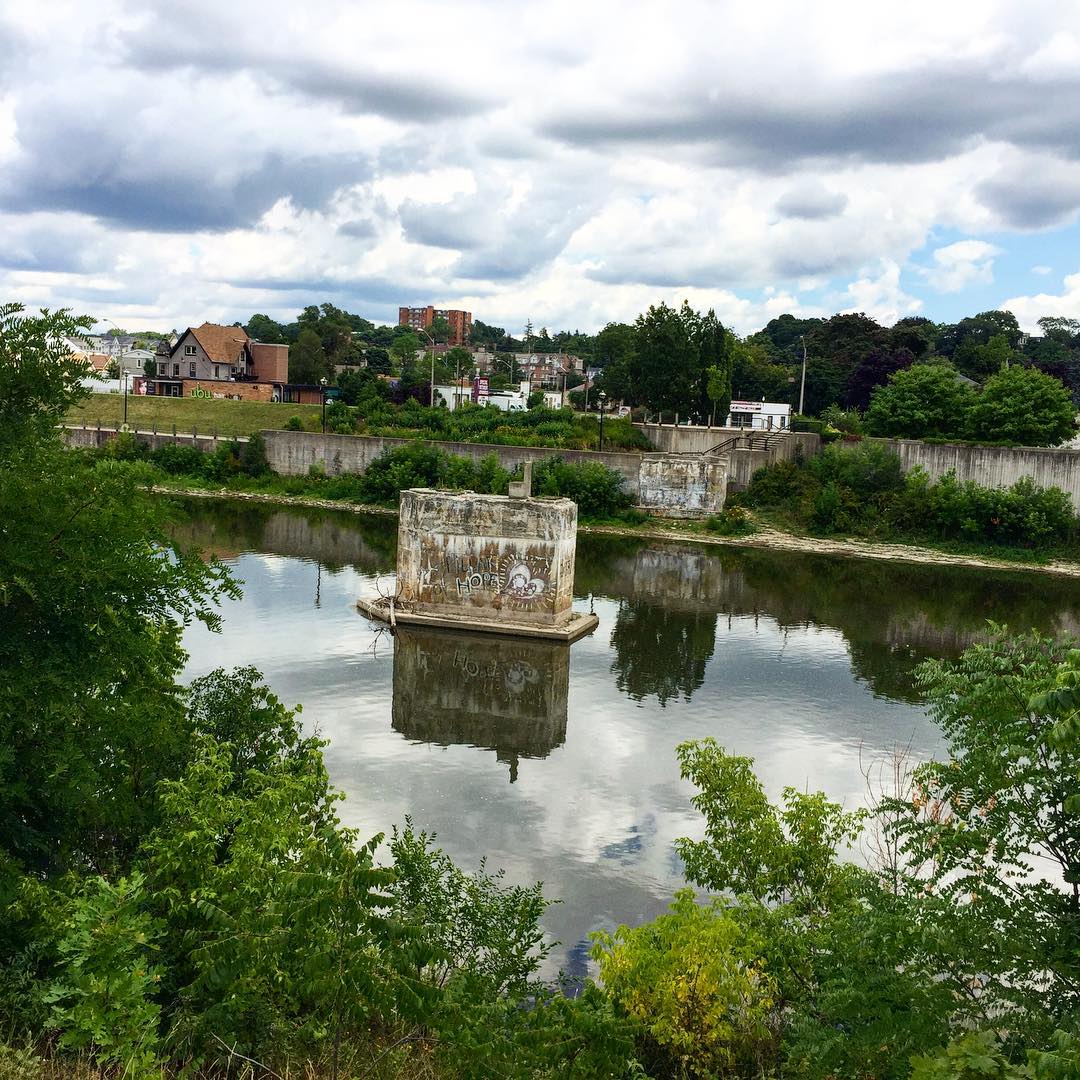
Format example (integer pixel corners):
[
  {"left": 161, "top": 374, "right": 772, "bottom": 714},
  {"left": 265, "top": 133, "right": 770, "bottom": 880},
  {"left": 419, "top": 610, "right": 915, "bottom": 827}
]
[
  {"left": 149, "top": 442, "right": 207, "bottom": 476},
  {"left": 284, "top": 415, "right": 304, "bottom": 431},
  {"left": 705, "top": 507, "right": 754, "bottom": 536},
  {"left": 592, "top": 890, "right": 777, "bottom": 1078},
  {"left": 741, "top": 459, "right": 818, "bottom": 509},
  {"left": 43, "top": 873, "right": 163, "bottom": 1075},
  {"left": 240, "top": 432, "right": 269, "bottom": 476},
  {"left": 531, "top": 457, "right": 633, "bottom": 519}
]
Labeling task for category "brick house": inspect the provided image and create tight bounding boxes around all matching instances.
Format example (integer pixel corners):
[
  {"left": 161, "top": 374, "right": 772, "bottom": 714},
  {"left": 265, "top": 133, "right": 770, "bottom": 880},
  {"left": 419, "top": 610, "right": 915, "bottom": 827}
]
[{"left": 149, "top": 322, "right": 320, "bottom": 401}]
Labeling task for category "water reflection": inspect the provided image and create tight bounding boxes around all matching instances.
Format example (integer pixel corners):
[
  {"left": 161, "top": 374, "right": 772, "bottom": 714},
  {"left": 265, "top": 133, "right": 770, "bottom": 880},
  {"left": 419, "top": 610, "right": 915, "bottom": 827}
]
[
  {"left": 578, "top": 536, "right": 1080, "bottom": 703},
  {"left": 610, "top": 601, "right": 717, "bottom": 706},
  {"left": 171, "top": 499, "right": 1080, "bottom": 980},
  {"left": 391, "top": 627, "right": 570, "bottom": 782}
]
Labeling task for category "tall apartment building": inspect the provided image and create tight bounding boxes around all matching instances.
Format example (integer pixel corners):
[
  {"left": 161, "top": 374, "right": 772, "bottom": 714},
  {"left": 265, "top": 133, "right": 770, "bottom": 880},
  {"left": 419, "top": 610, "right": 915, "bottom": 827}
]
[{"left": 398, "top": 305, "right": 472, "bottom": 346}]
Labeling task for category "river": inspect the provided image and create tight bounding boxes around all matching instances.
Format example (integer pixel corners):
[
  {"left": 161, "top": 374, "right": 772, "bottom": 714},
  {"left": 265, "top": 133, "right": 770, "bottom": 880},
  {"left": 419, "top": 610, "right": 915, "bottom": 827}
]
[{"left": 173, "top": 498, "right": 1080, "bottom": 980}]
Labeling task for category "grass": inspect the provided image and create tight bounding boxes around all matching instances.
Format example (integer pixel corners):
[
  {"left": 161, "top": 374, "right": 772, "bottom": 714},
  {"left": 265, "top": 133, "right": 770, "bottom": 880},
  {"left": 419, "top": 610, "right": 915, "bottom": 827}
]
[{"left": 67, "top": 394, "right": 325, "bottom": 438}]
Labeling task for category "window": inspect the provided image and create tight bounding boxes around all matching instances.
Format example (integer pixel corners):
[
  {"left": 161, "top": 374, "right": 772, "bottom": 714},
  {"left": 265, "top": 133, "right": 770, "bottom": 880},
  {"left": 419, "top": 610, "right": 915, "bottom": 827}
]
[
  {"left": 172, "top": 364, "right": 180, "bottom": 377},
  {"left": 157, "top": 364, "right": 166, "bottom": 376},
  {"left": 184, "top": 344, "right": 196, "bottom": 356},
  {"left": 214, "top": 365, "right": 221, "bottom": 379},
  {"left": 189, "top": 362, "right": 196, "bottom": 377}
]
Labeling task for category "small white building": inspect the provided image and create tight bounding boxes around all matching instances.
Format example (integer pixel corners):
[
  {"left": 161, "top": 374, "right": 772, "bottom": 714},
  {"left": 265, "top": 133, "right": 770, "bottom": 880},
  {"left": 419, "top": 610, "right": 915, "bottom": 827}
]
[{"left": 726, "top": 400, "right": 792, "bottom": 431}]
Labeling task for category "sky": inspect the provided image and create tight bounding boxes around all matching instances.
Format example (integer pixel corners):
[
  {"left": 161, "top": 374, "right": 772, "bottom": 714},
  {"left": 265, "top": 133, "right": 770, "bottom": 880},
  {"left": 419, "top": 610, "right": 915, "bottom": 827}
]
[{"left": 3, "top": 0, "right": 1080, "bottom": 336}]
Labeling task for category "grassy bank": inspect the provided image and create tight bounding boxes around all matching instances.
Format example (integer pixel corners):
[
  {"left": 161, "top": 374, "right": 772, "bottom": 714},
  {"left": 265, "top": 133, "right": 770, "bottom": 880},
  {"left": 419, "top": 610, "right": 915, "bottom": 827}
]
[
  {"left": 66, "top": 394, "right": 650, "bottom": 451},
  {"left": 67, "top": 394, "right": 325, "bottom": 436}
]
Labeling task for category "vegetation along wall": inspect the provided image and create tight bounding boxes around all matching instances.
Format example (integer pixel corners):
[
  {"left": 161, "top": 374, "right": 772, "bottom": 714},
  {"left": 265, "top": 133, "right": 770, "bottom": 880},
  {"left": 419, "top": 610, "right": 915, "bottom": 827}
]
[{"left": 877, "top": 438, "right": 1080, "bottom": 512}]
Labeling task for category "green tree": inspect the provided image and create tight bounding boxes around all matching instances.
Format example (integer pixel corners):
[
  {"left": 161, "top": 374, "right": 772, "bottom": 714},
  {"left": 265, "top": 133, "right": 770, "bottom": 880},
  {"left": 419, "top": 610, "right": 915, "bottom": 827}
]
[
  {"left": 288, "top": 327, "right": 328, "bottom": 384},
  {"left": 884, "top": 629, "right": 1080, "bottom": 1044},
  {"left": 245, "top": 313, "right": 286, "bottom": 344},
  {"left": 391, "top": 331, "right": 421, "bottom": 369},
  {"left": 731, "top": 337, "right": 794, "bottom": 404},
  {"left": 429, "top": 316, "right": 451, "bottom": 344},
  {"left": 967, "top": 364, "right": 1076, "bottom": 446},
  {"left": 631, "top": 301, "right": 700, "bottom": 417},
  {"left": 865, "top": 362, "right": 976, "bottom": 439}
]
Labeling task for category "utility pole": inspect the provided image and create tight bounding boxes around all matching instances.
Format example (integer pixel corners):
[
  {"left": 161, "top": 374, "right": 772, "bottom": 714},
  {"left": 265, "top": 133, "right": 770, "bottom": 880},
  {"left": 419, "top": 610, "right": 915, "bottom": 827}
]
[{"left": 798, "top": 335, "right": 808, "bottom": 416}]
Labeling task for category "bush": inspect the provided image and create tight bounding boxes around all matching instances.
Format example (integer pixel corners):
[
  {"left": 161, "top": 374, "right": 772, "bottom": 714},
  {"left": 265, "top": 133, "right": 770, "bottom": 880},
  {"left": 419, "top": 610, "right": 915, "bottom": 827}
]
[
  {"left": 284, "top": 415, "right": 304, "bottom": 431},
  {"left": 740, "top": 443, "right": 1078, "bottom": 550},
  {"left": 592, "top": 890, "right": 777, "bottom": 1078},
  {"left": 705, "top": 507, "right": 755, "bottom": 536},
  {"left": 149, "top": 442, "right": 207, "bottom": 476},
  {"left": 531, "top": 457, "right": 633, "bottom": 519}
]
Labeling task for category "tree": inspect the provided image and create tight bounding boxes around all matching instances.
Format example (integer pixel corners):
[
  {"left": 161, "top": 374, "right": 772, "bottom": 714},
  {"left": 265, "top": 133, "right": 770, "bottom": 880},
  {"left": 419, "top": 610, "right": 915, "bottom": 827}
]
[
  {"left": 802, "top": 313, "right": 889, "bottom": 414},
  {"left": 843, "top": 346, "right": 915, "bottom": 410},
  {"left": 753, "top": 313, "right": 825, "bottom": 361},
  {"left": 884, "top": 630, "right": 1080, "bottom": 1042},
  {"left": 865, "top": 363, "right": 976, "bottom": 439},
  {"left": 428, "top": 316, "right": 450, "bottom": 344},
  {"left": 0, "top": 306, "right": 235, "bottom": 890},
  {"left": 245, "top": 313, "right": 286, "bottom": 344},
  {"left": 631, "top": 302, "right": 701, "bottom": 418},
  {"left": 937, "top": 311, "right": 1023, "bottom": 377},
  {"left": 731, "top": 338, "right": 794, "bottom": 404},
  {"left": 888, "top": 316, "right": 935, "bottom": 359},
  {"left": 390, "top": 331, "right": 421, "bottom": 369},
  {"left": 697, "top": 312, "right": 733, "bottom": 423},
  {"left": 365, "top": 346, "right": 392, "bottom": 374},
  {"left": 288, "top": 327, "right": 327, "bottom": 384},
  {"left": 967, "top": 365, "right": 1076, "bottom": 446},
  {"left": 298, "top": 303, "right": 353, "bottom": 364},
  {"left": 0, "top": 304, "right": 96, "bottom": 446}
]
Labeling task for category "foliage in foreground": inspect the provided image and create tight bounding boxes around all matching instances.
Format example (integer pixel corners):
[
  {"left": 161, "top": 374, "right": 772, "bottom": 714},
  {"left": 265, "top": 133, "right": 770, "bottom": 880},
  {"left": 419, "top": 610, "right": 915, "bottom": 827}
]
[{"left": 5, "top": 304, "right": 1080, "bottom": 1077}]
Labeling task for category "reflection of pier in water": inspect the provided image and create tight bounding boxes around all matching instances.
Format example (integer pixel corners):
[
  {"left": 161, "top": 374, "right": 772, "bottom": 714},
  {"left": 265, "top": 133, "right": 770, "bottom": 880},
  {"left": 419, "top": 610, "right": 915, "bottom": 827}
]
[{"left": 391, "top": 627, "right": 570, "bottom": 782}]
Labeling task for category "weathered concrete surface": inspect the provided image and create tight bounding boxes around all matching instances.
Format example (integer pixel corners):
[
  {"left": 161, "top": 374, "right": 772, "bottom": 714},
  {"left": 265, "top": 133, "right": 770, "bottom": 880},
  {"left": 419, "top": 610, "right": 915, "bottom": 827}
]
[
  {"left": 64, "top": 425, "right": 242, "bottom": 452},
  {"left": 636, "top": 423, "right": 819, "bottom": 460},
  {"left": 396, "top": 489, "right": 578, "bottom": 628},
  {"left": 876, "top": 438, "right": 1080, "bottom": 511},
  {"left": 638, "top": 454, "right": 728, "bottom": 515},
  {"left": 261, "top": 430, "right": 644, "bottom": 493},
  {"left": 390, "top": 626, "right": 569, "bottom": 782}
]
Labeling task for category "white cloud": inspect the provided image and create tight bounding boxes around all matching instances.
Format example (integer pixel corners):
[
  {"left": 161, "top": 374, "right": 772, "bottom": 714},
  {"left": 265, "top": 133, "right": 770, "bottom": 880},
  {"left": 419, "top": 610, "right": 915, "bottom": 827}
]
[
  {"left": 2, "top": 0, "right": 1080, "bottom": 331},
  {"left": 921, "top": 240, "right": 1002, "bottom": 293},
  {"left": 1032, "top": 265, "right": 1053, "bottom": 275},
  {"left": 836, "top": 259, "right": 922, "bottom": 325},
  {"left": 1000, "top": 272, "right": 1080, "bottom": 333}
]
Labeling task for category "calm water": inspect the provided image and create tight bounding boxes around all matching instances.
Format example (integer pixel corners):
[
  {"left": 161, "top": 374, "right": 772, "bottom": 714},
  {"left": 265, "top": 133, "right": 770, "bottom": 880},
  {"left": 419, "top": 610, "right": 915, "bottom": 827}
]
[{"left": 173, "top": 499, "right": 1080, "bottom": 979}]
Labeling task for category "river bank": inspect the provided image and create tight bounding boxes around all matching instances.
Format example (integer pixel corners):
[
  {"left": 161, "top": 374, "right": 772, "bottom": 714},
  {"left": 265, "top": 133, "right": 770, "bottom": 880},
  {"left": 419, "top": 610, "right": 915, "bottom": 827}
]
[{"left": 154, "top": 485, "right": 1080, "bottom": 579}]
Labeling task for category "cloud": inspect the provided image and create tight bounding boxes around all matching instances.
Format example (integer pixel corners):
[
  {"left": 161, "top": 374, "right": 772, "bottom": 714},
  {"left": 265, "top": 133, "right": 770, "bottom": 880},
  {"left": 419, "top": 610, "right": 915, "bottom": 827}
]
[
  {"left": 975, "top": 155, "right": 1080, "bottom": 229},
  {"left": 1032, "top": 265, "right": 1053, "bottom": 275},
  {"left": 775, "top": 183, "right": 848, "bottom": 220},
  {"left": 921, "top": 239, "right": 1001, "bottom": 293},
  {"left": 836, "top": 259, "right": 922, "bottom": 325},
  {"left": 1000, "top": 272, "right": 1080, "bottom": 333},
  {"left": 4, "top": 0, "right": 1080, "bottom": 334}
]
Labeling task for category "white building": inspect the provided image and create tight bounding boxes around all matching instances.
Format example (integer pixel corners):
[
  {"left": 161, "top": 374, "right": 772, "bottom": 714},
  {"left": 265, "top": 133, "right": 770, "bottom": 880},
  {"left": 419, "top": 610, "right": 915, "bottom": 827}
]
[{"left": 726, "top": 400, "right": 792, "bottom": 430}]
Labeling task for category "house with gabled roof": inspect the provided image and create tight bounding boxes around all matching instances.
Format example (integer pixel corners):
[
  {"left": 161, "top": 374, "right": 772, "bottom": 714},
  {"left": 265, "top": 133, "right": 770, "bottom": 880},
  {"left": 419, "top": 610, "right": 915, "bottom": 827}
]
[{"left": 148, "top": 322, "right": 319, "bottom": 403}]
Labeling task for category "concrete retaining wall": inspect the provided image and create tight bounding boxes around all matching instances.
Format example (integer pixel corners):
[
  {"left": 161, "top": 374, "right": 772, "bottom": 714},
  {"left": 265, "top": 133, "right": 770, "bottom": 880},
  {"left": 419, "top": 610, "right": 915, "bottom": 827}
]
[
  {"left": 63, "top": 425, "right": 733, "bottom": 514},
  {"left": 64, "top": 425, "right": 243, "bottom": 453},
  {"left": 638, "top": 454, "right": 728, "bottom": 514},
  {"left": 876, "top": 438, "right": 1080, "bottom": 511},
  {"left": 635, "top": 422, "right": 819, "bottom": 459},
  {"left": 261, "top": 429, "right": 644, "bottom": 494}
]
